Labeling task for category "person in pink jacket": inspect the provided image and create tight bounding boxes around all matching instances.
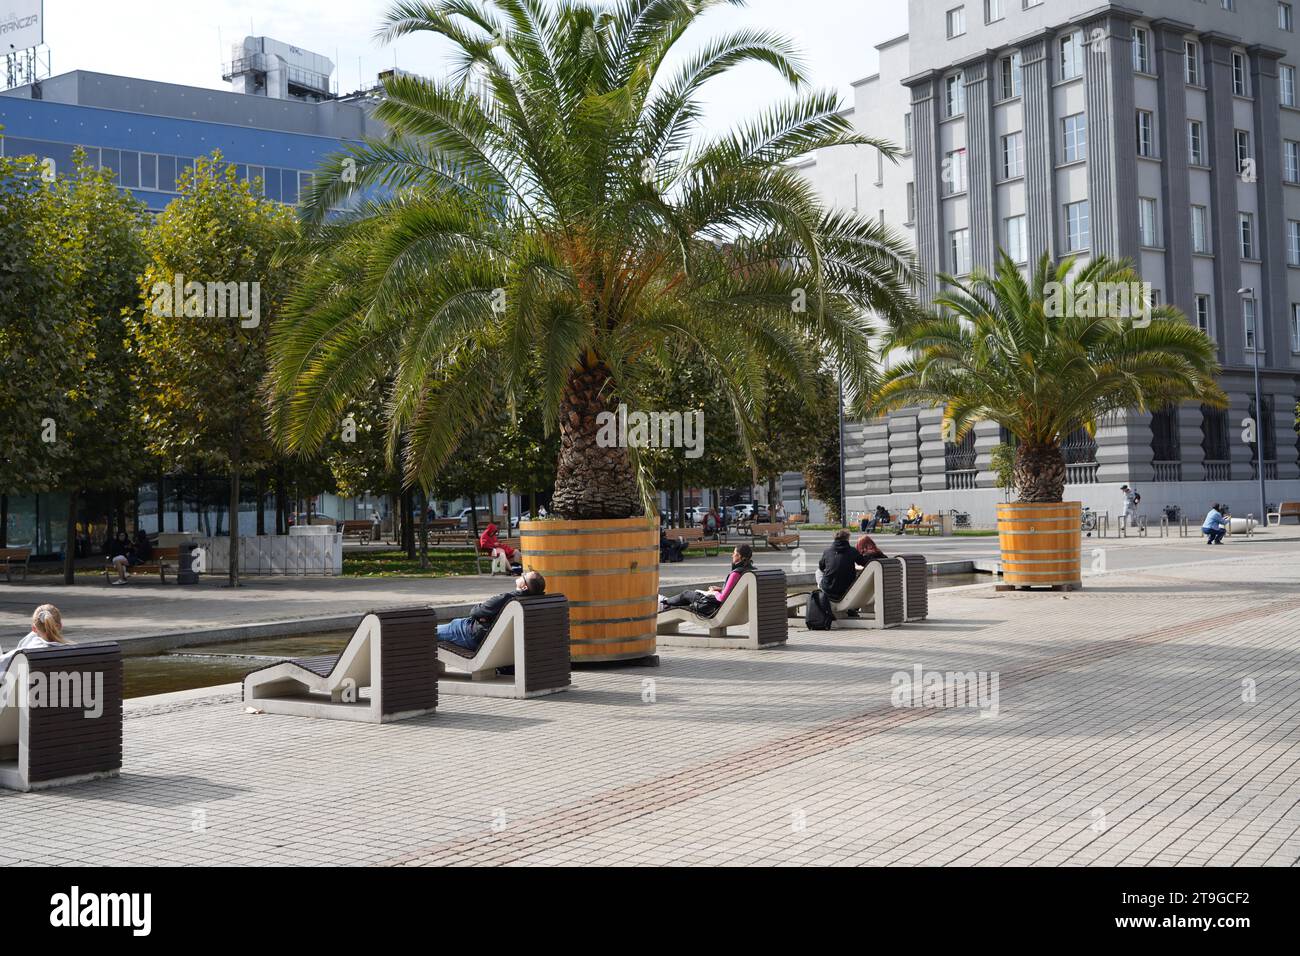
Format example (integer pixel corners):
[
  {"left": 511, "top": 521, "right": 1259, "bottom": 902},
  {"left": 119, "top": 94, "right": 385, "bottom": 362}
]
[{"left": 658, "top": 544, "right": 754, "bottom": 613}]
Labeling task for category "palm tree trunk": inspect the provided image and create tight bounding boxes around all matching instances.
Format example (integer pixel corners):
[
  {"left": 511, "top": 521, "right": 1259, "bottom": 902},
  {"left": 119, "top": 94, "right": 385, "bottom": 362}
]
[
  {"left": 552, "top": 361, "right": 641, "bottom": 519},
  {"left": 1014, "top": 441, "right": 1067, "bottom": 503}
]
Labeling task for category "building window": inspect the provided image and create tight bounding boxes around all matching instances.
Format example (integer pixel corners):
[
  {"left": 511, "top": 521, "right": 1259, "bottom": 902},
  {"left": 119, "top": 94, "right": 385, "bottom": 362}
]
[
  {"left": 1132, "top": 27, "right": 1152, "bottom": 74},
  {"left": 1288, "top": 219, "right": 1300, "bottom": 265},
  {"left": 906, "top": 182, "right": 916, "bottom": 222},
  {"left": 950, "top": 227, "right": 972, "bottom": 274},
  {"left": 1005, "top": 214, "right": 1027, "bottom": 263},
  {"left": 1292, "top": 304, "right": 1300, "bottom": 351},
  {"left": 1222, "top": 0, "right": 1235, "bottom": 11},
  {"left": 1185, "top": 41, "right": 1202, "bottom": 85},
  {"left": 1195, "top": 294, "right": 1212, "bottom": 336},
  {"left": 1062, "top": 113, "right": 1087, "bottom": 163},
  {"left": 1024, "top": 0, "right": 1042, "bottom": 6},
  {"left": 1060, "top": 31, "right": 1083, "bottom": 81},
  {"left": 945, "top": 148, "right": 968, "bottom": 194},
  {"left": 1282, "top": 65, "right": 1297, "bottom": 107},
  {"left": 1139, "top": 197, "right": 1160, "bottom": 246},
  {"left": 1136, "top": 111, "right": 1155, "bottom": 157},
  {"left": 947, "top": 6, "right": 966, "bottom": 39},
  {"left": 1243, "top": 297, "right": 1258, "bottom": 350},
  {"left": 1000, "top": 52, "right": 1022, "bottom": 99},
  {"left": 1240, "top": 212, "right": 1255, "bottom": 259},
  {"left": 1232, "top": 51, "right": 1249, "bottom": 96},
  {"left": 1286, "top": 140, "right": 1300, "bottom": 182},
  {"left": 1002, "top": 131, "right": 1024, "bottom": 178},
  {"left": 946, "top": 71, "right": 966, "bottom": 117},
  {"left": 903, "top": 112, "right": 913, "bottom": 152},
  {"left": 1191, "top": 205, "right": 1210, "bottom": 254},
  {"left": 1282, "top": 2, "right": 1295, "bottom": 31},
  {"left": 1235, "top": 130, "right": 1252, "bottom": 174},
  {"left": 1065, "top": 200, "right": 1091, "bottom": 251},
  {"left": 1188, "top": 120, "right": 1206, "bottom": 165},
  {"left": 986, "top": 0, "right": 1004, "bottom": 23}
]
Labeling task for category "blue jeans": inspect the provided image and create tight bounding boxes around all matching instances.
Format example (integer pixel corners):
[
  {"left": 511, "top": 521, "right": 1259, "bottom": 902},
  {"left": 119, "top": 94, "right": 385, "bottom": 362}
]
[
  {"left": 437, "top": 617, "right": 477, "bottom": 649},
  {"left": 1203, "top": 527, "right": 1225, "bottom": 545}
]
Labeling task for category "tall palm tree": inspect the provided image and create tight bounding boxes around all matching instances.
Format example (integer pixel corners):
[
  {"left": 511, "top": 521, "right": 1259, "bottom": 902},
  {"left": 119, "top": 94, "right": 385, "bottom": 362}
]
[
  {"left": 870, "top": 253, "right": 1225, "bottom": 502},
  {"left": 267, "top": 0, "right": 918, "bottom": 519}
]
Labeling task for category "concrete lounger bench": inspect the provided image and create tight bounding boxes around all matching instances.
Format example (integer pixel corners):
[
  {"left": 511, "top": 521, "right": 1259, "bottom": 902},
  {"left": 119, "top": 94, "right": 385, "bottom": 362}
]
[
  {"left": 438, "top": 593, "right": 571, "bottom": 698},
  {"left": 657, "top": 569, "right": 788, "bottom": 649},
  {"left": 243, "top": 607, "right": 439, "bottom": 723},
  {"left": 898, "top": 553, "right": 929, "bottom": 622},
  {"left": 789, "top": 557, "right": 905, "bottom": 629},
  {"left": 0, "top": 642, "right": 123, "bottom": 792}
]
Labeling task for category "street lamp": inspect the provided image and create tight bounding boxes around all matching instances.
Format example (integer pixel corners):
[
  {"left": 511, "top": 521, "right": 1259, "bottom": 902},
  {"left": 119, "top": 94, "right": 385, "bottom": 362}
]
[
  {"left": 837, "top": 364, "right": 847, "bottom": 529},
  {"left": 1237, "top": 287, "right": 1268, "bottom": 527}
]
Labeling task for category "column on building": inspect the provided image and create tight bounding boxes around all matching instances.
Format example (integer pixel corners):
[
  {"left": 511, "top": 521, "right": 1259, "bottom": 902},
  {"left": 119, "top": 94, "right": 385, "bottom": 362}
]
[
  {"left": 1250, "top": 46, "right": 1288, "bottom": 364},
  {"left": 842, "top": 419, "right": 870, "bottom": 507},
  {"left": 1266, "top": 386, "right": 1297, "bottom": 481},
  {"left": 1203, "top": 34, "right": 1246, "bottom": 363},
  {"left": 1154, "top": 20, "right": 1194, "bottom": 319},
  {"left": 964, "top": 58, "right": 997, "bottom": 270},
  {"left": 1082, "top": 11, "right": 1140, "bottom": 260},
  {"left": 1096, "top": 410, "right": 1153, "bottom": 485},
  {"left": 1020, "top": 33, "right": 1057, "bottom": 263},
  {"left": 907, "top": 72, "right": 942, "bottom": 301},
  {"left": 1177, "top": 402, "right": 1207, "bottom": 482},
  {"left": 862, "top": 419, "right": 892, "bottom": 497},
  {"left": 1228, "top": 389, "right": 1255, "bottom": 481},
  {"left": 888, "top": 414, "right": 921, "bottom": 494},
  {"left": 918, "top": 409, "right": 947, "bottom": 492},
  {"left": 973, "top": 421, "right": 1004, "bottom": 489}
]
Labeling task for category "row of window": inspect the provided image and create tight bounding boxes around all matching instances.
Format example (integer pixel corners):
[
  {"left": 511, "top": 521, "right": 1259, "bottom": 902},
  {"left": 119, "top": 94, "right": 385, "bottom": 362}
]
[
  {"left": 949, "top": 2, "right": 1295, "bottom": 45},
  {"left": 0, "top": 135, "right": 318, "bottom": 204},
  {"left": 941, "top": 26, "right": 1294, "bottom": 122}
]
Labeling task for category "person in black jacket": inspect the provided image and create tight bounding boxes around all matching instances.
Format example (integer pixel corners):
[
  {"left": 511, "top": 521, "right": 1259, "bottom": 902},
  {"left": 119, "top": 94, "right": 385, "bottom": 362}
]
[
  {"left": 817, "top": 530, "right": 861, "bottom": 603},
  {"left": 437, "top": 571, "right": 546, "bottom": 651}
]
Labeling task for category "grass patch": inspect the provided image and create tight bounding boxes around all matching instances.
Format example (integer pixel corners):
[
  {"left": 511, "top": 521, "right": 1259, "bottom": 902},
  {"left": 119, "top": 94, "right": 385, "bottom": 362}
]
[{"left": 343, "top": 548, "right": 483, "bottom": 577}]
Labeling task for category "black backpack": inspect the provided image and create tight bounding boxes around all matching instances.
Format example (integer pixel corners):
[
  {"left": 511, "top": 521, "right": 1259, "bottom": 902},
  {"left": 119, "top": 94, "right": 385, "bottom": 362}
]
[{"left": 805, "top": 589, "right": 834, "bottom": 630}]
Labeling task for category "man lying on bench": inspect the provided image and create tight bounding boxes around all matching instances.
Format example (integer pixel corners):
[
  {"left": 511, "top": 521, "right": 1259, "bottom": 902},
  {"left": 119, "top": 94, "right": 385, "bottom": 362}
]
[{"left": 438, "top": 570, "right": 546, "bottom": 653}]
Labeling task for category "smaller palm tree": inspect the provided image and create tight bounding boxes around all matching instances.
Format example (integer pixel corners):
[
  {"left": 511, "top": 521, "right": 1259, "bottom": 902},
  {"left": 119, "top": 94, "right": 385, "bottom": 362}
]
[{"left": 870, "top": 252, "right": 1226, "bottom": 502}]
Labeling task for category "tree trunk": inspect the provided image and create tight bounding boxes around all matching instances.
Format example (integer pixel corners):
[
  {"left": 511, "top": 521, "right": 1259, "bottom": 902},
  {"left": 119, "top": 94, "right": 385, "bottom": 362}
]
[
  {"left": 0, "top": 494, "right": 7, "bottom": 548},
  {"left": 402, "top": 487, "right": 416, "bottom": 558},
  {"left": 275, "top": 464, "right": 288, "bottom": 535},
  {"left": 228, "top": 447, "right": 242, "bottom": 587},
  {"left": 175, "top": 475, "right": 184, "bottom": 533},
  {"left": 551, "top": 361, "right": 641, "bottom": 519},
  {"left": 63, "top": 489, "right": 78, "bottom": 585},
  {"left": 469, "top": 490, "right": 480, "bottom": 540},
  {"left": 255, "top": 472, "right": 266, "bottom": 536},
  {"left": 530, "top": 489, "right": 538, "bottom": 520},
  {"left": 1014, "top": 441, "right": 1067, "bottom": 503},
  {"left": 418, "top": 489, "right": 429, "bottom": 571}
]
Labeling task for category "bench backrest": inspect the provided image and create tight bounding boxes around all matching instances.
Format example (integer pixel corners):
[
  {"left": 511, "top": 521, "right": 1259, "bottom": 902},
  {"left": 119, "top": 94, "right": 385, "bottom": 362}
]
[
  {"left": 374, "top": 607, "right": 439, "bottom": 717},
  {"left": 1280, "top": 502, "right": 1300, "bottom": 515},
  {"left": 750, "top": 569, "right": 789, "bottom": 646},
  {"left": 671, "top": 528, "right": 704, "bottom": 540},
  {"left": 340, "top": 520, "right": 373, "bottom": 529},
  {"left": 517, "top": 594, "right": 571, "bottom": 694},
  {"left": 12, "top": 642, "right": 123, "bottom": 784},
  {"left": 750, "top": 523, "right": 789, "bottom": 535},
  {"left": 0, "top": 548, "right": 31, "bottom": 560}
]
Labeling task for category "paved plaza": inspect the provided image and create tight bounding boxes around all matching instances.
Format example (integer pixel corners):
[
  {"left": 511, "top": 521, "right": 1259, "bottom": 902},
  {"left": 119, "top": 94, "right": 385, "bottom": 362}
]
[{"left": 1, "top": 532, "right": 1298, "bottom": 866}]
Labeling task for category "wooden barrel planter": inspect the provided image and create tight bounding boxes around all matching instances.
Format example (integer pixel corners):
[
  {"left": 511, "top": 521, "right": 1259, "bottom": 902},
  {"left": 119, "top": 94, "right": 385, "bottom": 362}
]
[
  {"left": 996, "top": 501, "right": 1083, "bottom": 590},
  {"left": 518, "top": 517, "right": 659, "bottom": 663}
]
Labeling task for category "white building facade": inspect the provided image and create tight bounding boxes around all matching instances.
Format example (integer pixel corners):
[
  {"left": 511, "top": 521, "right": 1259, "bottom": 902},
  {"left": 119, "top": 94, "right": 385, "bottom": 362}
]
[{"left": 799, "top": 0, "right": 1300, "bottom": 525}]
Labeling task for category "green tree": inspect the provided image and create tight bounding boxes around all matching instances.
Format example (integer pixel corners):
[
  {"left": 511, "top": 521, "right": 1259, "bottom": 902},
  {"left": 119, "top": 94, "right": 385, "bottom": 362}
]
[
  {"left": 128, "top": 153, "right": 298, "bottom": 585},
  {"left": 871, "top": 253, "right": 1225, "bottom": 502},
  {"left": 268, "top": 0, "right": 918, "bottom": 520}
]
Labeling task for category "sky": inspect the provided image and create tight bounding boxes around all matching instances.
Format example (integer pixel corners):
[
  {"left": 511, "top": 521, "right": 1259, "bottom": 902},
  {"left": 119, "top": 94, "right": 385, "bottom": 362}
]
[{"left": 34, "top": 0, "right": 909, "bottom": 131}]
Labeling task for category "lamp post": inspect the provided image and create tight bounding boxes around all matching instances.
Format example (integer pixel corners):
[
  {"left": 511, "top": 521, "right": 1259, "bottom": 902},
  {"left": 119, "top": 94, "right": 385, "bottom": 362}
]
[
  {"left": 837, "top": 364, "right": 847, "bottom": 529},
  {"left": 1237, "top": 287, "right": 1268, "bottom": 527}
]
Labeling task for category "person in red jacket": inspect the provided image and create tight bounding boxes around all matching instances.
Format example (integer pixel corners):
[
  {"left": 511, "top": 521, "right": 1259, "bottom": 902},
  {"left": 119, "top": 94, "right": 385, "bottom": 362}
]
[{"left": 478, "top": 522, "right": 518, "bottom": 563}]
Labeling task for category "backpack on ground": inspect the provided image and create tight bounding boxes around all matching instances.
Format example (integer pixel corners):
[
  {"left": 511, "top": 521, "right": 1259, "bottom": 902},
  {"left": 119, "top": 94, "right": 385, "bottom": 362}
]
[{"left": 805, "top": 589, "right": 834, "bottom": 630}]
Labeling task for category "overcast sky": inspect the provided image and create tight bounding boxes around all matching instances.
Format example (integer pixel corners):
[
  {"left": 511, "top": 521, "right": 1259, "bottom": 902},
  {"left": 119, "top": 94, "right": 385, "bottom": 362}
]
[{"left": 38, "top": 0, "right": 909, "bottom": 131}]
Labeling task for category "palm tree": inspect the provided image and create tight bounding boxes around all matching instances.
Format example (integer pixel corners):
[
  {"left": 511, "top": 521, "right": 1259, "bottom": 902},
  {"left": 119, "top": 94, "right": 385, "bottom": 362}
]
[
  {"left": 870, "top": 253, "right": 1225, "bottom": 502},
  {"left": 267, "top": 0, "right": 918, "bottom": 519}
]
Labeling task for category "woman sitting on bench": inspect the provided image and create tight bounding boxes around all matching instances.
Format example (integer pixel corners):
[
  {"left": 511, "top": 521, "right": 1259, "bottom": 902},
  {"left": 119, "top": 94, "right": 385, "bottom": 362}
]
[
  {"left": 856, "top": 534, "right": 887, "bottom": 566},
  {"left": 659, "top": 544, "right": 754, "bottom": 615},
  {"left": 0, "top": 604, "right": 70, "bottom": 681},
  {"left": 109, "top": 530, "right": 153, "bottom": 585},
  {"left": 478, "top": 522, "right": 518, "bottom": 565}
]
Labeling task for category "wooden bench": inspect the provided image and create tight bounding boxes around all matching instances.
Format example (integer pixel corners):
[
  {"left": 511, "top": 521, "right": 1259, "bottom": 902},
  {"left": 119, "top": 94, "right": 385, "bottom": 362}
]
[
  {"left": 0, "top": 642, "right": 123, "bottom": 791},
  {"left": 339, "top": 520, "right": 376, "bottom": 545},
  {"left": 787, "top": 513, "right": 807, "bottom": 527},
  {"left": 243, "top": 607, "right": 439, "bottom": 723},
  {"left": 0, "top": 548, "right": 31, "bottom": 583},
  {"left": 657, "top": 569, "right": 788, "bottom": 649},
  {"left": 668, "top": 527, "right": 720, "bottom": 557},
  {"left": 750, "top": 522, "right": 801, "bottom": 550},
  {"left": 438, "top": 593, "right": 570, "bottom": 698},
  {"left": 899, "top": 514, "right": 939, "bottom": 535},
  {"left": 1271, "top": 502, "right": 1300, "bottom": 525},
  {"left": 103, "top": 547, "right": 179, "bottom": 584}
]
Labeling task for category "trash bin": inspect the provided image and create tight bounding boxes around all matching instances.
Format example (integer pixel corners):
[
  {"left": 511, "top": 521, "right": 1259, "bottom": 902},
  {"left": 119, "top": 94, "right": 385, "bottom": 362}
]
[
  {"left": 939, "top": 512, "right": 954, "bottom": 536},
  {"left": 176, "top": 541, "right": 200, "bottom": 585}
]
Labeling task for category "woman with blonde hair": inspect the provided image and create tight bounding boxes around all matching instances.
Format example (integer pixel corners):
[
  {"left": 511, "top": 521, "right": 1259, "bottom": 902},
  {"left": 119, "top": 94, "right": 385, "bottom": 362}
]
[{"left": 0, "top": 604, "right": 70, "bottom": 680}]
